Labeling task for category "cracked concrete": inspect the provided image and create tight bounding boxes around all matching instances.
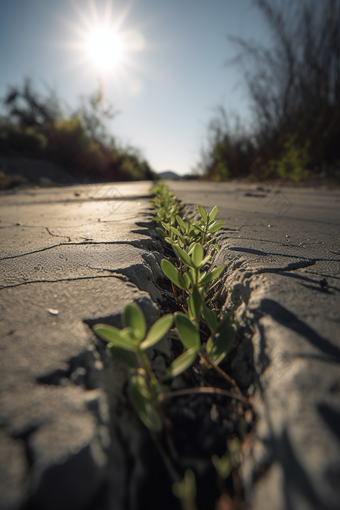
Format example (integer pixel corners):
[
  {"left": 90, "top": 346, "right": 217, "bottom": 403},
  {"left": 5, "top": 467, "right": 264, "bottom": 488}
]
[
  {"left": 2, "top": 178, "right": 340, "bottom": 510},
  {"left": 0, "top": 182, "right": 171, "bottom": 510},
  {"left": 168, "top": 180, "right": 340, "bottom": 510}
]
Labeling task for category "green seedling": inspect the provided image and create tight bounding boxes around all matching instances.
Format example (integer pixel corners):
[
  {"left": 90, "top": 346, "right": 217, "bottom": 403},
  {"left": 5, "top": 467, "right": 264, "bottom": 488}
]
[
  {"left": 212, "top": 438, "right": 241, "bottom": 479},
  {"left": 93, "top": 302, "right": 232, "bottom": 431},
  {"left": 173, "top": 469, "right": 197, "bottom": 510},
  {"left": 161, "top": 244, "right": 225, "bottom": 292},
  {"left": 153, "top": 183, "right": 235, "bottom": 375},
  {"left": 94, "top": 303, "right": 174, "bottom": 431},
  {"left": 158, "top": 205, "right": 224, "bottom": 253}
]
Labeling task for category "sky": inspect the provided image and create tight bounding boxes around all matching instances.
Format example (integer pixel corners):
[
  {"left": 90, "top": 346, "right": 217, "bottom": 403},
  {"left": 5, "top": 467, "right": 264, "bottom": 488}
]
[{"left": 0, "top": 0, "right": 270, "bottom": 175}]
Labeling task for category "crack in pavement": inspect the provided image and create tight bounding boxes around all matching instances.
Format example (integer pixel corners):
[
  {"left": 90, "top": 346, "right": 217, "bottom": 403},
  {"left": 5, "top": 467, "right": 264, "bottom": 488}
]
[
  {"left": 0, "top": 195, "right": 152, "bottom": 206},
  {"left": 0, "top": 239, "right": 154, "bottom": 261},
  {"left": 0, "top": 214, "right": 153, "bottom": 231},
  {"left": 0, "top": 274, "right": 128, "bottom": 290},
  {"left": 45, "top": 227, "right": 71, "bottom": 242}
]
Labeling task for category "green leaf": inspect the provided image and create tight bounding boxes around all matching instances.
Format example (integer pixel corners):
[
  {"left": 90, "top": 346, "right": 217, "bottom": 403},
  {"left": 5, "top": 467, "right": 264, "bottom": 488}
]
[
  {"left": 161, "top": 259, "right": 187, "bottom": 289},
  {"left": 207, "top": 328, "right": 234, "bottom": 357},
  {"left": 170, "top": 226, "right": 182, "bottom": 237},
  {"left": 155, "top": 227, "right": 166, "bottom": 237},
  {"left": 140, "top": 314, "right": 174, "bottom": 350},
  {"left": 183, "top": 272, "right": 191, "bottom": 290},
  {"left": 176, "top": 215, "right": 188, "bottom": 233},
  {"left": 129, "top": 376, "right": 163, "bottom": 432},
  {"left": 187, "top": 242, "right": 197, "bottom": 255},
  {"left": 203, "top": 305, "right": 218, "bottom": 333},
  {"left": 108, "top": 346, "right": 139, "bottom": 372},
  {"left": 199, "top": 265, "right": 225, "bottom": 285},
  {"left": 123, "top": 303, "right": 146, "bottom": 342},
  {"left": 161, "top": 221, "right": 171, "bottom": 232},
  {"left": 188, "top": 268, "right": 196, "bottom": 286},
  {"left": 163, "top": 347, "right": 199, "bottom": 379},
  {"left": 198, "top": 205, "right": 208, "bottom": 222},
  {"left": 209, "top": 206, "right": 218, "bottom": 222},
  {"left": 173, "top": 469, "right": 196, "bottom": 502},
  {"left": 149, "top": 377, "right": 161, "bottom": 399},
  {"left": 93, "top": 324, "right": 137, "bottom": 351},
  {"left": 208, "top": 220, "right": 225, "bottom": 233},
  {"left": 188, "top": 286, "right": 203, "bottom": 324},
  {"left": 175, "top": 313, "right": 200, "bottom": 349},
  {"left": 192, "top": 244, "right": 204, "bottom": 268},
  {"left": 212, "top": 454, "right": 232, "bottom": 479},
  {"left": 172, "top": 245, "right": 195, "bottom": 269},
  {"left": 216, "top": 312, "right": 233, "bottom": 334}
]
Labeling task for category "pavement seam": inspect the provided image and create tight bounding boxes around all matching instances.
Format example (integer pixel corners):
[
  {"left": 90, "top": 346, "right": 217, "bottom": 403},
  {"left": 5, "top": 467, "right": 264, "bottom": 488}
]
[
  {"left": 0, "top": 274, "right": 128, "bottom": 290},
  {"left": 0, "top": 240, "right": 154, "bottom": 261}
]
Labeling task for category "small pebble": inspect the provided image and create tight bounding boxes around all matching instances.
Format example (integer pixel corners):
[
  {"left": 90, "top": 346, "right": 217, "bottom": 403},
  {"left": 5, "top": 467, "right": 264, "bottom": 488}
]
[
  {"left": 47, "top": 309, "right": 59, "bottom": 315},
  {"left": 286, "top": 235, "right": 290, "bottom": 238},
  {"left": 320, "top": 278, "right": 328, "bottom": 290},
  {"left": 268, "top": 225, "right": 271, "bottom": 227}
]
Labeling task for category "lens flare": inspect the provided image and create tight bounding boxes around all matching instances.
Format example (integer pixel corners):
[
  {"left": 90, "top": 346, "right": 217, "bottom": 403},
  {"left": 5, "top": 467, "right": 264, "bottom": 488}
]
[
  {"left": 87, "top": 27, "right": 123, "bottom": 71},
  {"left": 60, "top": 0, "right": 147, "bottom": 93}
]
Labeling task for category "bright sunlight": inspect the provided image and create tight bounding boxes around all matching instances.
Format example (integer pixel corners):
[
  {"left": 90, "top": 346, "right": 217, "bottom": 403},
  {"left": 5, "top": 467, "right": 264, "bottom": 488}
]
[
  {"left": 62, "top": 0, "right": 146, "bottom": 87},
  {"left": 86, "top": 26, "right": 124, "bottom": 71}
]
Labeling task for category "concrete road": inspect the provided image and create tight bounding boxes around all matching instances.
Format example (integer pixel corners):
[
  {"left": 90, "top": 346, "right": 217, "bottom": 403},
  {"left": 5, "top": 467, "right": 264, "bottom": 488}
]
[
  {"left": 1, "top": 178, "right": 340, "bottom": 510},
  {"left": 0, "top": 182, "right": 171, "bottom": 510},
  {"left": 167, "top": 180, "right": 340, "bottom": 510}
]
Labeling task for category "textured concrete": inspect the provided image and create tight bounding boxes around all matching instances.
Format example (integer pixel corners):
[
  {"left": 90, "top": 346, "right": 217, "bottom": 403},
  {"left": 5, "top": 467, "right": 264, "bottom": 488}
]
[
  {"left": 0, "top": 182, "right": 169, "bottom": 510},
  {"left": 168, "top": 180, "right": 340, "bottom": 510},
  {"left": 2, "top": 178, "right": 340, "bottom": 510}
]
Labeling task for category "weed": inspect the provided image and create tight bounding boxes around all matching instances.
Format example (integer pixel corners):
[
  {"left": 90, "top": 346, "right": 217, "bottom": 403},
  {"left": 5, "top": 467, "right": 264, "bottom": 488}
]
[{"left": 93, "top": 181, "right": 250, "bottom": 508}]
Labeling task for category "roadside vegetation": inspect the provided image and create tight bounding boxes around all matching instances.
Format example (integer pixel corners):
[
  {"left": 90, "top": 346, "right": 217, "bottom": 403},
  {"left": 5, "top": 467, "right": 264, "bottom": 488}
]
[
  {"left": 195, "top": 0, "right": 340, "bottom": 183},
  {"left": 94, "top": 182, "right": 252, "bottom": 509},
  {"left": 0, "top": 79, "right": 156, "bottom": 185}
]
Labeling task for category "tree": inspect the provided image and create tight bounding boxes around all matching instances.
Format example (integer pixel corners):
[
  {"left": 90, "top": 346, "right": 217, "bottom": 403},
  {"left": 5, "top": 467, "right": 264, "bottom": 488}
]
[{"left": 230, "top": 0, "right": 340, "bottom": 172}]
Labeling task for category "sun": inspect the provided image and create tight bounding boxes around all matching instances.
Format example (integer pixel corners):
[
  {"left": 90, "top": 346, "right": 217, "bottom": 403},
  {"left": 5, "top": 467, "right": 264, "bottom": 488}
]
[
  {"left": 86, "top": 26, "right": 124, "bottom": 72},
  {"left": 61, "top": 0, "right": 146, "bottom": 85}
]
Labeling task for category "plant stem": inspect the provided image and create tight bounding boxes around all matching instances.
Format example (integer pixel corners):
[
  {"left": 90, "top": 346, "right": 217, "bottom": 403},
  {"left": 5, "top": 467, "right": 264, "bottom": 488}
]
[
  {"left": 159, "top": 386, "right": 250, "bottom": 406},
  {"left": 138, "top": 349, "right": 155, "bottom": 382},
  {"left": 199, "top": 351, "right": 241, "bottom": 393}
]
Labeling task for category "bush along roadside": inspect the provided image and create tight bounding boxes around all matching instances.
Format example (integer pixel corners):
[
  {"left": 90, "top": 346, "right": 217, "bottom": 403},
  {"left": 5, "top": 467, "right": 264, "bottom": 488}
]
[{"left": 93, "top": 181, "right": 253, "bottom": 510}]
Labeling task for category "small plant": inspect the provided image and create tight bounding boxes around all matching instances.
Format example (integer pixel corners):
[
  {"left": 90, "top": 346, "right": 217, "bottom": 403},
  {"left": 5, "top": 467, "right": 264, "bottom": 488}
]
[
  {"left": 173, "top": 469, "right": 197, "bottom": 510},
  {"left": 269, "top": 134, "right": 310, "bottom": 182},
  {"left": 94, "top": 303, "right": 173, "bottom": 431},
  {"left": 92, "top": 181, "right": 249, "bottom": 509},
  {"left": 212, "top": 437, "right": 241, "bottom": 480}
]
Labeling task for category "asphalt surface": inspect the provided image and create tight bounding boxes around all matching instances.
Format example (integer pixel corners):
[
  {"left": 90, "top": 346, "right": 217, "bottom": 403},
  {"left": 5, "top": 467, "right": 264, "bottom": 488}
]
[
  {"left": 167, "top": 180, "right": 340, "bottom": 510},
  {"left": 0, "top": 182, "right": 167, "bottom": 510},
  {"left": 1, "top": 179, "right": 340, "bottom": 510}
]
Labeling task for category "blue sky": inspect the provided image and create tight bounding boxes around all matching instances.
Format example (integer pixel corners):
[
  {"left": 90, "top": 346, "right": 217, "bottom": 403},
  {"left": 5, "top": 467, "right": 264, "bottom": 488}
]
[{"left": 0, "top": 0, "right": 269, "bottom": 175}]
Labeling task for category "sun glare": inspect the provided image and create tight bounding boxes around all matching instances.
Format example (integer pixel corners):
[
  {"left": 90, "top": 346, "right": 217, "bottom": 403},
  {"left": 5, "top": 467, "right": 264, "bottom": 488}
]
[
  {"left": 87, "top": 27, "right": 123, "bottom": 71},
  {"left": 61, "top": 0, "right": 146, "bottom": 91}
]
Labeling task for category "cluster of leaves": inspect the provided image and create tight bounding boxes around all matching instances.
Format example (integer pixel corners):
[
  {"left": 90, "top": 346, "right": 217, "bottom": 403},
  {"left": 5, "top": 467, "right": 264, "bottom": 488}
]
[
  {"left": 152, "top": 182, "right": 224, "bottom": 252},
  {"left": 196, "top": 0, "right": 340, "bottom": 183},
  {"left": 268, "top": 135, "right": 310, "bottom": 182},
  {"left": 0, "top": 78, "right": 157, "bottom": 183},
  {"left": 94, "top": 181, "right": 244, "bottom": 509}
]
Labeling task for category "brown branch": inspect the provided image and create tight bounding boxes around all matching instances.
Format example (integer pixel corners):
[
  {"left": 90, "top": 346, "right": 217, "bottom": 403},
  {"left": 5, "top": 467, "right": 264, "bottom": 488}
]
[
  {"left": 200, "top": 351, "right": 241, "bottom": 393},
  {"left": 159, "top": 386, "right": 250, "bottom": 406}
]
